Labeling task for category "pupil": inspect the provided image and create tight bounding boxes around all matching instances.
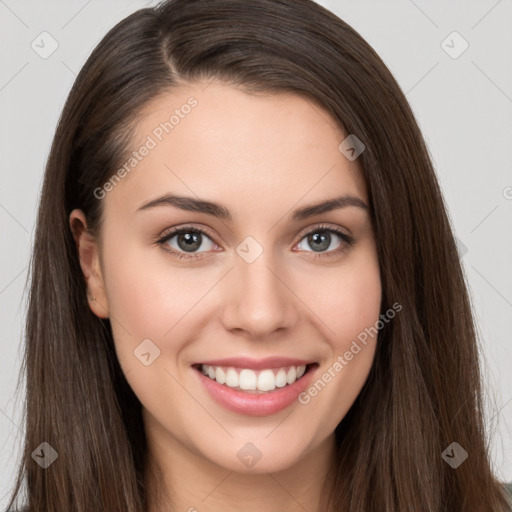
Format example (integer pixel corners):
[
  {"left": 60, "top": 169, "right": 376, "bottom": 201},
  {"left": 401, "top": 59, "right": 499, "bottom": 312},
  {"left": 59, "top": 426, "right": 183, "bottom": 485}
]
[
  {"left": 309, "top": 231, "right": 330, "bottom": 252},
  {"left": 178, "top": 232, "right": 201, "bottom": 252}
]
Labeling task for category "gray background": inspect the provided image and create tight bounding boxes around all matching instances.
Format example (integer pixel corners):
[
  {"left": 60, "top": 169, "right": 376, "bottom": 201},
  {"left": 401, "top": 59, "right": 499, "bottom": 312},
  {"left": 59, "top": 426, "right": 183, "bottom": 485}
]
[{"left": 1, "top": 0, "right": 511, "bottom": 505}]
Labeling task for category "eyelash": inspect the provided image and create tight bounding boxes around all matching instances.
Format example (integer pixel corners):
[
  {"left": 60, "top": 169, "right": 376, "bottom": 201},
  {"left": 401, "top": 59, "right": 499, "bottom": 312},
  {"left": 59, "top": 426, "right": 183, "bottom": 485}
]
[{"left": 155, "top": 224, "right": 355, "bottom": 261}]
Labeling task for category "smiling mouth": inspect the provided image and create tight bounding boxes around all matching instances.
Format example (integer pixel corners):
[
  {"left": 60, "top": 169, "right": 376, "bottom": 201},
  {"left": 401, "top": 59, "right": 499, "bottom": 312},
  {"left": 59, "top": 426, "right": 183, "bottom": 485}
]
[{"left": 192, "top": 363, "right": 317, "bottom": 393}]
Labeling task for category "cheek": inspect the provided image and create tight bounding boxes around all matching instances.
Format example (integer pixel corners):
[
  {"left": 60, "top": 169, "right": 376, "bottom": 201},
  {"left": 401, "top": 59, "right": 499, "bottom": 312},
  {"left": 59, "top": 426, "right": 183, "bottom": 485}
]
[
  {"left": 308, "top": 251, "right": 381, "bottom": 418},
  {"left": 292, "top": 247, "right": 381, "bottom": 407},
  {"left": 100, "top": 242, "right": 209, "bottom": 406},
  {"left": 334, "top": 264, "right": 382, "bottom": 344},
  {"left": 299, "top": 248, "right": 382, "bottom": 347},
  {"left": 102, "top": 239, "right": 206, "bottom": 337}
]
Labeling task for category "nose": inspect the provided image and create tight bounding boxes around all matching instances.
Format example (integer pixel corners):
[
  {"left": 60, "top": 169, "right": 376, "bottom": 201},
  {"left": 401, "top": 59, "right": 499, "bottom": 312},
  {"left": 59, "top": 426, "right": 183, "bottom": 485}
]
[{"left": 219, "top": 249, "right": 299, "bottom": 339}]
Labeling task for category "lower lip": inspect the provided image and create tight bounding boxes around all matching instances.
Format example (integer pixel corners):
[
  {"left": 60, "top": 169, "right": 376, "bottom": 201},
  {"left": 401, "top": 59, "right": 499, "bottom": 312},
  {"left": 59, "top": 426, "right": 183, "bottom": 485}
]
[{"left": 194, "top": 364, "right": 318, "bottom": 416}]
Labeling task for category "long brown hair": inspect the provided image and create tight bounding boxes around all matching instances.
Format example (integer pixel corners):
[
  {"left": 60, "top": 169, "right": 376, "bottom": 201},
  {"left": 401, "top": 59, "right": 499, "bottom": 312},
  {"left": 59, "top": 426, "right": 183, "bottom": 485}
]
[{"left": 6, "top": 0, "right": 511, "bottom": 510}]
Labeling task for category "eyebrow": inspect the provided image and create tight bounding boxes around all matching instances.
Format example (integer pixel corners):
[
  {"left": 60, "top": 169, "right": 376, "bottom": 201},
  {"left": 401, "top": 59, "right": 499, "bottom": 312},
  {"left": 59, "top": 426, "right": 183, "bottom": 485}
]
[{"left": 136, "top": 193, "right": 368, "bottom": 221}]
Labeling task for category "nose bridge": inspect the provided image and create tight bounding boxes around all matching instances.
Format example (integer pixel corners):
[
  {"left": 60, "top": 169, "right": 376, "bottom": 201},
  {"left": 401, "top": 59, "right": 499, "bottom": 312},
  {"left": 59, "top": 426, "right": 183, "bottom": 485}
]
[{"left": 221, "top": 237, "right": 297, "bottom": 336}]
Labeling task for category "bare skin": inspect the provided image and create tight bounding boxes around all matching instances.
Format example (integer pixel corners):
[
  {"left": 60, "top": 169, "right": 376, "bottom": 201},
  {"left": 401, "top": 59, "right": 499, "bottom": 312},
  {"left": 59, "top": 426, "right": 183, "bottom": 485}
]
[{"left": 70, "top": 80, "right": 382, "bottom": 512}]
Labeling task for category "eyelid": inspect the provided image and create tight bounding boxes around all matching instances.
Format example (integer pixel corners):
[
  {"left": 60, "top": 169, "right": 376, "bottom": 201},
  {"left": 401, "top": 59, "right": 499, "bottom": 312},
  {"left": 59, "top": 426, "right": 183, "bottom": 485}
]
[
  {"left": 157, "top": 224, "right": 218, "bottom": 245},
  {"left": 295, "top": 222, "right": 352, "bottom": 241}
]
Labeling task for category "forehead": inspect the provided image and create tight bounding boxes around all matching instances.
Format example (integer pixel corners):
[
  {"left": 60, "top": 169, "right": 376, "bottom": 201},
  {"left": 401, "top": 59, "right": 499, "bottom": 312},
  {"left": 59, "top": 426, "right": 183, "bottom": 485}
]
[{"left": 104, "top": 80, "right": 368, "bottom": 217}]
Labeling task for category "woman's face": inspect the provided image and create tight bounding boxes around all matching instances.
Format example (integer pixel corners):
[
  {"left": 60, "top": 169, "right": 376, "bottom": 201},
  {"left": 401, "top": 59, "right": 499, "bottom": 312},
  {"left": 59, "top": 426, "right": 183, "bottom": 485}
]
[{"left": 72, "top": 80, "right": 381, "bottom": 474}]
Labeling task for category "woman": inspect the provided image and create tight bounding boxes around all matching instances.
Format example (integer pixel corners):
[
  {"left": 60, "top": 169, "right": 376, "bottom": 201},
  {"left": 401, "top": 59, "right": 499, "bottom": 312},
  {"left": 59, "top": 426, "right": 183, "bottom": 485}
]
[{"left": 6, "top": 0, "right": 511, "bottom": 510}]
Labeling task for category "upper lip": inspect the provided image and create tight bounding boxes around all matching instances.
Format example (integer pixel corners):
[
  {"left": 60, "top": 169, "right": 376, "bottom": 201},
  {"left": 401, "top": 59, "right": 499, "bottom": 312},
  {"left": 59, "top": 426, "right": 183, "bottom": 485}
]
[{"left": 193, "top": 357, "right": 315, "bottom": 370}]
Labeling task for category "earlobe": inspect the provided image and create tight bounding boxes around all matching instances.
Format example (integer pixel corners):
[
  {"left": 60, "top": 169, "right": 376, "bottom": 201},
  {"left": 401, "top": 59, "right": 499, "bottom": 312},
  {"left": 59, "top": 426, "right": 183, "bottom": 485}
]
[{"left": 69, "top": 209, "right": 110, "bottom": 319}]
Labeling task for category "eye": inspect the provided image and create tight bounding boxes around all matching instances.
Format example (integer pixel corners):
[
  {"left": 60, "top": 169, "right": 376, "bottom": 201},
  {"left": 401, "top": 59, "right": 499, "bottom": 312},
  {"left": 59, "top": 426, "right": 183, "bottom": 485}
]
[
  {"left": 296, "top": 224, "right": 354, "bottom": 258},
  {"left": 156, "top": 224, "right": 354, "bottom": 261},
  {"left": 156, "top": 226, "right": 219, "bottom": 260}
]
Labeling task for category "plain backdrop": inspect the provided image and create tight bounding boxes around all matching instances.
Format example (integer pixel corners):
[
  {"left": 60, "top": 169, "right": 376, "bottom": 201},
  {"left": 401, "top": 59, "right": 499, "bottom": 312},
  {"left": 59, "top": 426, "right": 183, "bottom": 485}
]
[{"left": 0, "top": 0, "right": 511, "bottom": 506}]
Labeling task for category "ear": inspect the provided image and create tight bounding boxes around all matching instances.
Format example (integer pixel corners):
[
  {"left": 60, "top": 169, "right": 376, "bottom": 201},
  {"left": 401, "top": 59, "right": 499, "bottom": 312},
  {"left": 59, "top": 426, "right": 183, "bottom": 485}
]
[{"left": 69, "top": 209, "right": 110, "bottom": 319}]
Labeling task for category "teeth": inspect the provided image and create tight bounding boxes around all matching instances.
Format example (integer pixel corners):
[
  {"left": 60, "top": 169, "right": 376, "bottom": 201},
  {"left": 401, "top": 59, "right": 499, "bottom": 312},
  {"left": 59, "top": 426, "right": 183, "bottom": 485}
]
[
  {"left": 286, "top": 366, "right": 297, "bottom": 384},
  {"left": 239, "top": 369, "right": 257, "bottom": 390},
  {"left": 258, "top": 370, "right": 276, "bottom": 391},
  {"left": 199, "top": 364, "right": 308, "bottom": 392},
  {"left": 225, "top": 368, "right": 239, "bottom": 388},
  {"left": 215, "top": 367, "right": 226, "bottom": 384},
  {"left": 275, "top": 369, "right": 287, "bottom": 387}
]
